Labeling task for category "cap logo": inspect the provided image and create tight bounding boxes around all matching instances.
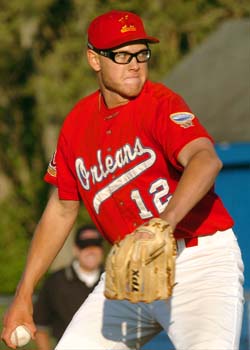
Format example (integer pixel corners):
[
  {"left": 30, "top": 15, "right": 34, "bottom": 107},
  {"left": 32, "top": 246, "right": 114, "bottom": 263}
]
[{"left": 119, "top": 15, "right": 137, "bottom": 33}]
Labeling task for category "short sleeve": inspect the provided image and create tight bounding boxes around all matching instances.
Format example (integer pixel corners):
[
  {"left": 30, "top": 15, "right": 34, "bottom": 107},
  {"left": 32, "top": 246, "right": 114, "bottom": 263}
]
[
  {"left": 44, "top": 131, "right": 80, "bottom": 201},
  {"left": 153, "top": 93, "right": 213, "bottom": 169}
]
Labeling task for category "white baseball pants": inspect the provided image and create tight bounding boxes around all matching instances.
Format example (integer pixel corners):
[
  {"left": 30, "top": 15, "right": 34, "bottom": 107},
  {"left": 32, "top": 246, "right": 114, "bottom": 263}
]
[{"left": 55, "top": 229, "right": 244, "bottom": 350}]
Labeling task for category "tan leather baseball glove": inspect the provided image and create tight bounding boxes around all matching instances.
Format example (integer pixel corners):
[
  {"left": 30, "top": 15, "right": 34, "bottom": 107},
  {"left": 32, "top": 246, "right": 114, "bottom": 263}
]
[{"left": 104, "top": 218, "right": 177, "bottom": 303}]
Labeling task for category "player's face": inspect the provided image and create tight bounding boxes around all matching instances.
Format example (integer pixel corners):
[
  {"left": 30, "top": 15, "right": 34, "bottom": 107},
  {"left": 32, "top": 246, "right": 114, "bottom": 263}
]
[{"left": 88, "top": 43, "right": 149, "bottom": 107}]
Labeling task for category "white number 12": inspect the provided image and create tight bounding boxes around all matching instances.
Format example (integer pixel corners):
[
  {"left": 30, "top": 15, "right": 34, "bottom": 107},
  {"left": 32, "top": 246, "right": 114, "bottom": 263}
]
[{"left": 131, "top": 179, "right": 172, "bottom": 219}]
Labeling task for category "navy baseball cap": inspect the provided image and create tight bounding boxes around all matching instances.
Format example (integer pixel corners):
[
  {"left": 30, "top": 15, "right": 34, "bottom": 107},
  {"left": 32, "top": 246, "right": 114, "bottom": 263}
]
[{"left": 74, "top": 225, "right": 103, "bottom": 249}]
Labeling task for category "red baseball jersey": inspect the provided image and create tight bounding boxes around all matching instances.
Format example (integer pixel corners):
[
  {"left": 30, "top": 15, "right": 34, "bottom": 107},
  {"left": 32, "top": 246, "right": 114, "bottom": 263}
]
[{"left": 45, "top": 80, "right": 233, "bottom": 243}]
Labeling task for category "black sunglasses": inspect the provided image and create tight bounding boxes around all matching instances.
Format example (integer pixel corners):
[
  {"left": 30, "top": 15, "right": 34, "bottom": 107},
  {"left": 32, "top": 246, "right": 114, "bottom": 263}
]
[{"left": 88, "top": 44, "right": 151, "bottom": 65}]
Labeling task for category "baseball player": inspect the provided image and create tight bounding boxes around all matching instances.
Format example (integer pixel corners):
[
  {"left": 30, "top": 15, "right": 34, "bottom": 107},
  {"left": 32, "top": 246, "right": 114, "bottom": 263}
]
[{"left": 1, "top": 10, "right": 244, "bottom": 350}]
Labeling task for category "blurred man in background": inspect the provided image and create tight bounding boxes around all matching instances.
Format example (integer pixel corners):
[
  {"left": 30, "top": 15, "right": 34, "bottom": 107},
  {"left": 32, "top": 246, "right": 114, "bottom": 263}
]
[{"left": 33, "top": 225, "right": 104, "bottom": 350}]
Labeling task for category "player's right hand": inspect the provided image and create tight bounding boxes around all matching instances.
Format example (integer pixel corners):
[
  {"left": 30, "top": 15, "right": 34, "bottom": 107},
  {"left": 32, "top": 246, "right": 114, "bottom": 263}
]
[{"left": 1, "top": 295, "right": 36, "bottom": 349}]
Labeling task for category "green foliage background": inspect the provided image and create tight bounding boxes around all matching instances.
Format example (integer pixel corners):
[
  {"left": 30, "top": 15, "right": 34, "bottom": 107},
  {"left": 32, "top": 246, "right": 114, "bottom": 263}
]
[{"left": 0, "top": 0, "right": 249, "bottom": 293}]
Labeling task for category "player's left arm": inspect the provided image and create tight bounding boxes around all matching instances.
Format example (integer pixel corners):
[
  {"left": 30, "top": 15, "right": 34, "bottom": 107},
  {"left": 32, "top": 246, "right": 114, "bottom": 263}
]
[{"left": 160, "top": 137, "right": 222, "bottom": 230}]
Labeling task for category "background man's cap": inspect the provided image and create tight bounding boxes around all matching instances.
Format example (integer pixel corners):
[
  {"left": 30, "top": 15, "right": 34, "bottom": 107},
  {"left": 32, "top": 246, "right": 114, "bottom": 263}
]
[
  {"left": 87, "top": 10, "right": 160, "bottom": 50},
  {"left": 74, "top": 225, "right": 103, "bottom": 249}
]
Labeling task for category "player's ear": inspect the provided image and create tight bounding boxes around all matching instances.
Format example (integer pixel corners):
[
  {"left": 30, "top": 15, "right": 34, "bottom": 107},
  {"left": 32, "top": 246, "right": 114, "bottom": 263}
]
[{"left": 87, "top": 49, "right": 101, "bottom": 72}]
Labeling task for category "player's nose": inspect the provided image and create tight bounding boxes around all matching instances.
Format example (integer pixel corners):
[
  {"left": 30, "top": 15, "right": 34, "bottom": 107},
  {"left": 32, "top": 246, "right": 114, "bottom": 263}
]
[{"left": 128, "top": 56, "right": 140, "bottom": 70}]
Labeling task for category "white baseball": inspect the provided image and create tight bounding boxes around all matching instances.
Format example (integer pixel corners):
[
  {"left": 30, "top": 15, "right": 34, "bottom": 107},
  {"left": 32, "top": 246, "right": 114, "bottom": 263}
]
[{"left": 10, "top": 325, "right": 31, "bottom": 347}]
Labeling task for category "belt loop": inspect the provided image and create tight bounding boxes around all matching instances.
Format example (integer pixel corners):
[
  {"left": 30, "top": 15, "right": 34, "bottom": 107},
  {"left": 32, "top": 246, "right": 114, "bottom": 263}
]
[{"left": 176, "top": 239, "right": 185, "bottom": 252}]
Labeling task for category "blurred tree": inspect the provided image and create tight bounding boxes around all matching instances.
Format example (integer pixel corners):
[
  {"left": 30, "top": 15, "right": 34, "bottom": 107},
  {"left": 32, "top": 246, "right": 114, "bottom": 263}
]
[{"left": 0, "top": 0, "right": 249, "bottom": 293}]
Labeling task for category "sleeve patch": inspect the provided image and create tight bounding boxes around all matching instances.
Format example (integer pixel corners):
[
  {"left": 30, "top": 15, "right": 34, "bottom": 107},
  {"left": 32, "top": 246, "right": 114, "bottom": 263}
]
[
  {"left": 47, "top": 151, "right": 57, "bottom": 177},
  {"left": 170, "top": 112, "right": 195, "bottom": 128}
]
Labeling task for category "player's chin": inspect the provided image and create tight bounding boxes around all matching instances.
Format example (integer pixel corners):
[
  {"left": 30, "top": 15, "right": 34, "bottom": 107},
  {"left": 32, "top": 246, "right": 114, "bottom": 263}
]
[{"left": 121, "top": 83, "right": 144, "bottom": 98}]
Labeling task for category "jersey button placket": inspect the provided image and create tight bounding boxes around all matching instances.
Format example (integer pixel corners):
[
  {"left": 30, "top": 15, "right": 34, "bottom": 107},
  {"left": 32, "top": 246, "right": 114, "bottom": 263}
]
[{"left": 105, "top": 126, "right": 112, "bottom": 157}]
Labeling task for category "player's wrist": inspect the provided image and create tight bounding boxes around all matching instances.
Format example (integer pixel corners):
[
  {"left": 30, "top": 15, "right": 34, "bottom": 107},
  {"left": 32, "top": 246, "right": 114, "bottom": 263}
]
[
  {"left": 15, "top": 284, "right": 34, "bottom": 302},
  {"left": 159, "top": 213, "right": 177, "bottom": 232}
]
